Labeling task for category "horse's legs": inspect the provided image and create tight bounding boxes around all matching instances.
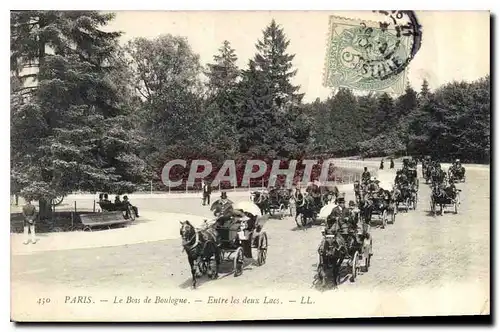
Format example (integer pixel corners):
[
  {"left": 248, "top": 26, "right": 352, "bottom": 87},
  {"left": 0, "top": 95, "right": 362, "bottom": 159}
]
[
  {"left": 213, "top": 243, "right": 220, "bottom": 279},
  {"left": 189, "top": 257, "right": 197, "bottom": 288}
]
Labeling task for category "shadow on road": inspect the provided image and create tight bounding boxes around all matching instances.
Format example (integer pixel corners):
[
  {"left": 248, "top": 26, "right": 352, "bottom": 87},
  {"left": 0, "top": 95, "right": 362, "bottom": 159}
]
[{"left": 177, "top": 259, "right": 256, "bottom": 289}]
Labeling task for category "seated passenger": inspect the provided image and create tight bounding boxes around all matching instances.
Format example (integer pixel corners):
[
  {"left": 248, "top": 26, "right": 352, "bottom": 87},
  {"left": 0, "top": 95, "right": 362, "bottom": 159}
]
[{"left": 123, "top": 195, "right": 139, "bottom": 218}]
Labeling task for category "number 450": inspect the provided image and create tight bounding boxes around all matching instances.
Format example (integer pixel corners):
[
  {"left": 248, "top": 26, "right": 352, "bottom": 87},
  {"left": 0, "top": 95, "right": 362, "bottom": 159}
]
[{"left": 37, "top": 298, "right": 51, "bottom": 305}]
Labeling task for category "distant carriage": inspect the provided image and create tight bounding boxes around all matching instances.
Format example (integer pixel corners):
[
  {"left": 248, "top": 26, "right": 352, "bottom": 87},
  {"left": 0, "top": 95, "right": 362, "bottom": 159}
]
[
  {"left": 359, "top": 194, "right": 390, "bottom": 229},
  {"left": 393, "top": 184, "right": 417, "bottom": 212},
  {"left": 267, "top": 188, "right": 293, "bottom": 219},
  {"left": 430, "top": 185, "right": 461, "bottom": 216},
  {"left": 449, "top": 165, "right": 466, "bottom": 183},
  {"left": 293, "top": 191, "right": 319, "bottom": 228}
]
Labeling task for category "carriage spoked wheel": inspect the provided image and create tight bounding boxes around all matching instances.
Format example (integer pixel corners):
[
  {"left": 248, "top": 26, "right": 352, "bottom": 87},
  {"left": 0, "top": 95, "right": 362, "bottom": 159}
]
[
  {"left": 257, "top": 232, "right": 268, "bottom": 266},
  {"left": 381, "top": 210, "right": 387, "bottom": 229},
  {"left": 51, "top": 196, "right": 64, "bottom": 206},
  {"left": 350, "top": 251, "right": 360, "bottom": 282},
  {"left": 233, "top": 247, "right": 244, "bottom": 277},
  {"left": 278, "top": 204, "right": 285, "bottom": 220}
]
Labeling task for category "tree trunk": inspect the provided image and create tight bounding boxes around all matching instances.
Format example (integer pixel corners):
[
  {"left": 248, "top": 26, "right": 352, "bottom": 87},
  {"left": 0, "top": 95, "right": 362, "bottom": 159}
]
[{"left": 38, "top": 198, "right": 53, "bottom": 220}]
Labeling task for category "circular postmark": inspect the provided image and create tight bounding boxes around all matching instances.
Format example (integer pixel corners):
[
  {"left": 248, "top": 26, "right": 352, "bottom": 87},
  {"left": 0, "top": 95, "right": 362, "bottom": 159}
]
[{"left": 356, "top": 10, "right": 422, "bottom": 81}]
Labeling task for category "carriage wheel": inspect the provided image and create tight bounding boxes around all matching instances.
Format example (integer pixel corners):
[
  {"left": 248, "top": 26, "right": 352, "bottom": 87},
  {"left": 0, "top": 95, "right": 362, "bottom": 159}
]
[
  {"left": 381, "top": 210, "right": 387, "bottom": 229},
  {"left": 51, "top": 196, "right": 64, "bottom": 206},
  {"left": 233, "top": 247, "right": 244, "bottom": 277},
  {"left": 350, "top": 251, "right": 360, "bottom": 282},
  {"left": 257, "top": 232, "right": 268, "bottom": 266},
  {"left": 278, "top": 204, "right": 285, "bottom": 220}
]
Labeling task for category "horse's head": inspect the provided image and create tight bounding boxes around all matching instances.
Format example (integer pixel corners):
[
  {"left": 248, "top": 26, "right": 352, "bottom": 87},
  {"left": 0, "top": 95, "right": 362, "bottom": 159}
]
[{"left": 179, "top": 220, "right": 196, "bottom": 246}]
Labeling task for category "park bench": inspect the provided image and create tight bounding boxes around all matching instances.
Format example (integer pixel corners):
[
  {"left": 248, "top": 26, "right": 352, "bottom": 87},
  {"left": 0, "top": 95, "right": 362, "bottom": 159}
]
[{"left": 79, "top": 212, "right": 129, "bottom": 231}]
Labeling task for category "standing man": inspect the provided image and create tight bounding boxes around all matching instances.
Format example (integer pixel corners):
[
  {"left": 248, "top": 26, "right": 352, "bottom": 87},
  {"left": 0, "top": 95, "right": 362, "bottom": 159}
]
[
  {"left": 202, "top": 179, "right": 212, "bottom": 206},
  {"left": 380, "top": 158, "right": 384, "bottom": 170},
  {"left": 22, "top": 199, "right": 37, "bottom": 245},
  {"left": 361, "top": 167, "right": 371, "bottom": 185},
  {"left": 390, "top": 157, "right": 395, "bottom": 169}
]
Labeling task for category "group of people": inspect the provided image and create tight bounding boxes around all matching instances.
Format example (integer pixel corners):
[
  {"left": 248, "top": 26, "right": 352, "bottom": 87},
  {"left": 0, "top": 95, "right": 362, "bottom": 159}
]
[
  {"left": 323, "top": 195, "right": 369, "bottom": 248},
  {"left": 98, "top": 193, "right": 139, "bottom": 218}
]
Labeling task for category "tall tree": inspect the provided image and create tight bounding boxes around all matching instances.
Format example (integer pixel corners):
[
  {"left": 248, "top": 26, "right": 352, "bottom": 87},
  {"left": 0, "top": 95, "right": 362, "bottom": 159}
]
[
  {"left": 234, "top": 20, "right": 307, "bottom": 159},
  {"left": 205, "top": 40, "right": 240, "bottom": 97},
  {"left": 253, "top": 19, "right": 304, "bottom": 108},
  {"left": 11, "top": 11, "right": 146, "bottom": 217}
]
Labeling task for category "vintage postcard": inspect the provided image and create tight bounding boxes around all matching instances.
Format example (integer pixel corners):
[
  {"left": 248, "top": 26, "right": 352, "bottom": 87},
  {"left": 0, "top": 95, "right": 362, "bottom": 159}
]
[{"left": 10, "top": 10, "right": 490, "bottom": 322}]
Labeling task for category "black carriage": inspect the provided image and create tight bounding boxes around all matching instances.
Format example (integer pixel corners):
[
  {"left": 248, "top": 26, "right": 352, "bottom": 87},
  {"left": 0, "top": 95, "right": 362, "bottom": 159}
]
[
  {"left": 361, "top": 195, "right": 390, "bottom": 229},
  {"left": 449, "top": 166, "right": 466, "bottom": 183},
  {"left": 315, "top": 223, "right": 373, "bottom": 288},
  {"left": 430, "top": 188, "right": 461, "bottom": 216},
  {"left": 393, "top": 184, "right": 417, "bottom": 213},
  {"left": 267, "top": 188, "right": 293, "bottom": 219},
  {"left": 213, "top": 215, "right": 269, "bottom": 277},
  {"left": 293, "top": 192, "right": 322, "bottom": 228}
]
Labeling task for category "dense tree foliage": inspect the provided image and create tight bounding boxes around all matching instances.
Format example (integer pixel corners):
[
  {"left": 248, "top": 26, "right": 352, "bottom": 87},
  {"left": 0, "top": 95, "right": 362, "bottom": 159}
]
[
  {"left": 11, "top": 11, "right": 146, "bottom": 216},
  {"left": 11, "top": 12, "right": 491, "bottom": 200}
]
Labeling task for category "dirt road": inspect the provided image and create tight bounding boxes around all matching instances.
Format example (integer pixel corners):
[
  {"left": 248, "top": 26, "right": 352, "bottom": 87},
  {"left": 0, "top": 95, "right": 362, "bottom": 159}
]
[{"left": 11, "top": 166, "right": 490, "bottom": 294}]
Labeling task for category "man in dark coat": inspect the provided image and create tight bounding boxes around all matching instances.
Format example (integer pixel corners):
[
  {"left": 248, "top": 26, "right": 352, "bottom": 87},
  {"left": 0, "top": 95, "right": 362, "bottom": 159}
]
[
  {"left": 22, "top": 199, "right": 37, "bottom": 245},
  {"left": 123, "top": 195, "right": 139, "bottom": 218},
  {"left": 361, "top": 167, "right": 371, "bottom": 184},
  {"left": 202, "top": 179, "right": 212, "bottom": 206},
  {"left": 390, "top": 157, "right": 395, "bottom": 169}
]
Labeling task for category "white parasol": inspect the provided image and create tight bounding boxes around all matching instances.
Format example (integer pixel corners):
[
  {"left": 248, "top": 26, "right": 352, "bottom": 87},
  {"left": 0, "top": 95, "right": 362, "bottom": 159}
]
[
  {"left": 233, "top": 201, "right": 262, "bottom": 217},
  {"left": 318, "top": 202, "right": 338, "bottom": 220}
]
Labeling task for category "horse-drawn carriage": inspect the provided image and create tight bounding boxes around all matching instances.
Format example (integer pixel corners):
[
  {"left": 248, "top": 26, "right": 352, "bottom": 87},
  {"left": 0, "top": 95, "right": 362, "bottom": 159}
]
[
  {"left": 315, "top": 213, "right": 372, "bottom": 288},
  {"left": 183, "top": 199, "right": 268, "bottom": 288},
  {"left": 267, "top": 188, "right": 293, "bottom": 219},
  {"left": 393, "top": 183, "right": 418, "bottom": 212},
  {"left": 249, "top": 188, "right": 292, "bottom": 219},
  {"left": 292, "top": 183, "right": 339, "bottom": 228},
  {"left": 402, "top": 157, "right": 419, "bottom": 190},
  {"left": 430, "top": 184, "right": 461, "bottom": 216},
  {"left": 214, "top": 203, "right": 269, "bottom": 275},
  {"left": 449, "top": 164, "right": 466, "bottom": 183}
]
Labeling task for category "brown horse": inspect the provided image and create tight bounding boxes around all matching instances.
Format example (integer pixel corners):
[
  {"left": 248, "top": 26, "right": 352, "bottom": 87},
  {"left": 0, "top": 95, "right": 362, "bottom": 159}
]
[{"left": 179, "top": 220, "right": 221, "bottom": 289}]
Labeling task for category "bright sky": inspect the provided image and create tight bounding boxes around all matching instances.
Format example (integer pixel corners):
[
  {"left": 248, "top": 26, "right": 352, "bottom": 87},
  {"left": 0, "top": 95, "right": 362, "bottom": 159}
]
[{"left": 105, "top": 11, "right": 490, "bottom": 102}]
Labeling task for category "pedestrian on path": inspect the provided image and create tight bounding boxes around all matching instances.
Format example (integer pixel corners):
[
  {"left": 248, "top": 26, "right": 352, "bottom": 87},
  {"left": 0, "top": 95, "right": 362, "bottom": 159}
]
[
  {"left": 22, "top": 199, "right": 37, "bottom": 245},
  {"left": 380, "top": 158, "right": 384, "bottom": 170},
  {"left": 202, "top": 179, "right": 212, "bottom": 206},
  {"left": 390, "top": 157, "right": 395, "bottom": 169}
]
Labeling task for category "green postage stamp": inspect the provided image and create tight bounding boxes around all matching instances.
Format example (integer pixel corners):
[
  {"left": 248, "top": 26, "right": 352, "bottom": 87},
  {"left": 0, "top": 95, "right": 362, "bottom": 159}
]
[{"left": 323, "top": 14, "right": 419, "bottom": 94}]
